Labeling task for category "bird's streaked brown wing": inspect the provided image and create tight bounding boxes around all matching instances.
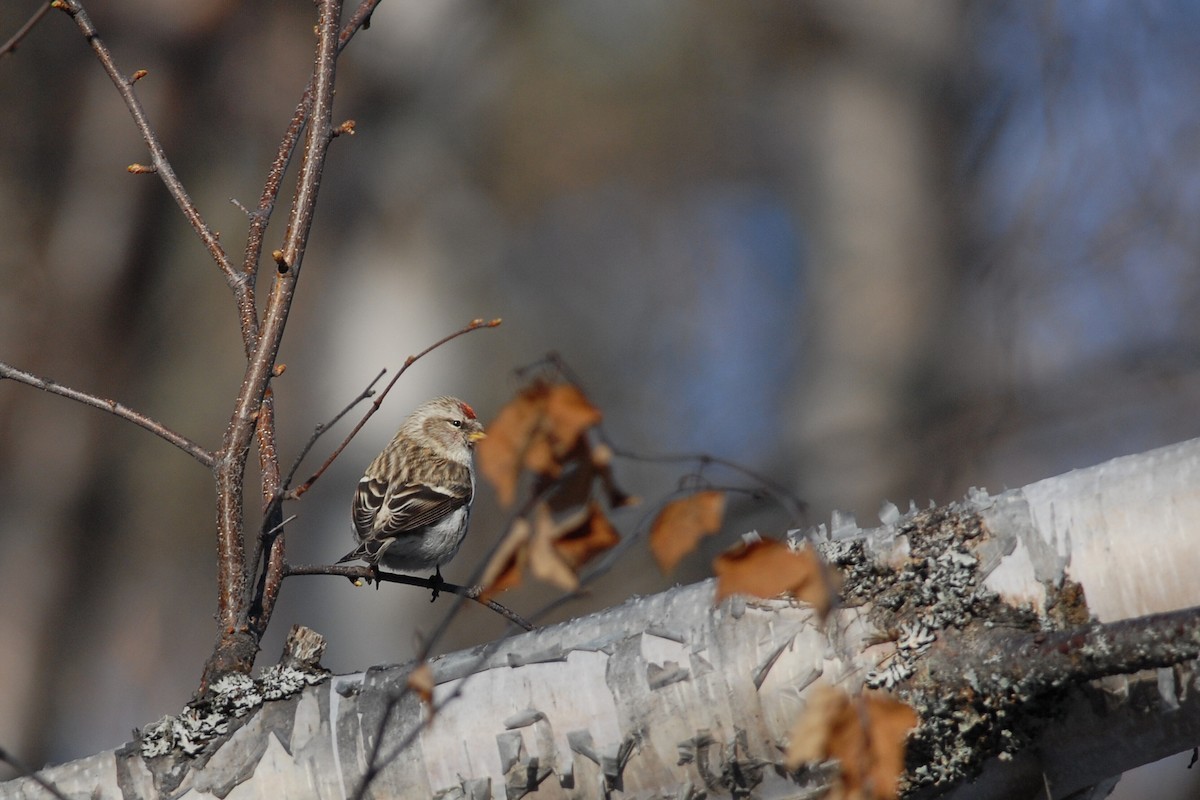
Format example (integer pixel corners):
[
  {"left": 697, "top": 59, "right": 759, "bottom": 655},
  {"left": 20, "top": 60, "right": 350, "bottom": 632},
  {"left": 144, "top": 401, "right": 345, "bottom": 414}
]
[
  {"left": 352, "top": 476, "right": 389, "bottom": 537},
  {"left": 375, "top": 481, "right": 471, "bottom": 538}
]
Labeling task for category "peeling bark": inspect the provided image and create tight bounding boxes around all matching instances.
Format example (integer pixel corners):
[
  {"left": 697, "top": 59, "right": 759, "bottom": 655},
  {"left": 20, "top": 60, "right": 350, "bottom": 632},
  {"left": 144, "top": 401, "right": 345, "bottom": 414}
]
[{"left": 5, "top": 438, "right": 1200, "bottom": 799}]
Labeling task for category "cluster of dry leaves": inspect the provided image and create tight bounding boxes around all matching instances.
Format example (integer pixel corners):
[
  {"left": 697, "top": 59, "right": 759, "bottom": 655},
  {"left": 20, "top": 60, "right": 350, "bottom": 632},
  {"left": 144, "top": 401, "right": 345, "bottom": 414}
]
[
  {"left": 470, "top": 377, "right": 832, "bottom": 610},
  {"left": 473, "top": 379, "right": 630, "bottom": 597},
  {"left": 414, "top": 376, "right": 916, "bottom": 799}
]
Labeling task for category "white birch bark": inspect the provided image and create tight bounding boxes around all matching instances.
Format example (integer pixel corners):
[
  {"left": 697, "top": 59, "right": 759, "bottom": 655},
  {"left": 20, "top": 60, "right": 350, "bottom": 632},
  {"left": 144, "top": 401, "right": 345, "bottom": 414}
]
[{"left": 5, "top": 437, "right": 1200, "bottom": 800}]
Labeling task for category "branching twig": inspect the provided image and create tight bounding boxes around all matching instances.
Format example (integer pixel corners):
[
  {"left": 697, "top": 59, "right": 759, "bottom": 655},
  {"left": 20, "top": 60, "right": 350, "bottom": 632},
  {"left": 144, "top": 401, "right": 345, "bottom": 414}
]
[
  {"left": 203, "top": 0, "right": 345, "bottom": 686},
  {"left": 604, "top": 442, "right": 808, "bottom": 523},
  {"left": 287, "top": 318, "right": 502, "bottom": 500},
  {"left": 247, "top": 369, "right": 386, "bottom": 614},
  {"left": 237, "top": 1, "right": 383, "bottom": 643},
  {"left": 247, "top": 386, "right": 285, "bottom": 631},
  {"left": 523, "top": 483, "right": 754, "bottom": 624},
  {"left": 246, "top": 512, "right": 297, "bottom": 633},
  {"left": 50, "top": 0, "right": 244, "bottom": 300},
  {"left": 0, "top": 2, "right": 51, "bottom": 59},
  {"left": 281, "top": 368, "right": 385, "bottom": 496},
  {"left": 348, "top": 609, "right": 535, "bottom": 800},
  {"left": 350, "top": 691, "right": 404, "bottom": 800},
  {"left": 239, "top": 0, "right": 383, "bottom": 298},
  {"left": 285, "top": 563, "right": 534, "bottom": 631},
  {"left": 240, "top": 3, "right": 387, "bottom": 625},
  {"left": 0, "top": 361, "right": 214, "bottom": 467},
  {"left": 349, "top": 631, "right": 512, "bottom": 800},
  {"left": 338, "top": 463, "right": 563, "bottom": 798}
]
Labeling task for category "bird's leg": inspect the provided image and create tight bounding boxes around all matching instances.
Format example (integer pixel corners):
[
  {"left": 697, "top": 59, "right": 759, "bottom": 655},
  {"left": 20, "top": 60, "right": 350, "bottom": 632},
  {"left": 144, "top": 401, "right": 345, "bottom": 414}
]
[
  {"left": 369, "top": 562, "right": 382, "bottom": 590},
  {"left": 430, "top": 567, "right": 443, "bottom": 603}
]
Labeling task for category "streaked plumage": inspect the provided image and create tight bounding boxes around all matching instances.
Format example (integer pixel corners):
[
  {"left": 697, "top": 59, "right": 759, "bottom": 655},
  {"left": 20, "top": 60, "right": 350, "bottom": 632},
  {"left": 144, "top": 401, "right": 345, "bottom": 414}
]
[{"left": 338, "top": 396, "right": 485, "bottom": 576}]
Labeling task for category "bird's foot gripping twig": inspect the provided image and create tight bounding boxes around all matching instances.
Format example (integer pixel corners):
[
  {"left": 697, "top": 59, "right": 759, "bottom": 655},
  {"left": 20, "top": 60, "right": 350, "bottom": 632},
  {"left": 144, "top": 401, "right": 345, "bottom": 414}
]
[
  {"left": 345, "top": 562, "right": 381, "bottom": 589},
  {"left": 429, "top": 568, "right": 443, "bottom": 603}
]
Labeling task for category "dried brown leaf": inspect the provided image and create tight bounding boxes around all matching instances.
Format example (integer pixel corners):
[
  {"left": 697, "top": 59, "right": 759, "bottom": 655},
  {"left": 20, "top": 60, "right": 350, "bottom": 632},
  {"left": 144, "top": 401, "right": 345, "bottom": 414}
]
[
  {"left": 519, "top": 382, "right": 602, "bottom": 478},
  {"left": 858, "top": 694, "right": 919, "bottom": 797},
  {"left": 649, "top": 491, "right": 726, "bottom": 574},
  {"left": 786, "top": 683, "right": 844, "bottom": 768},
  {"left": 407, "top": 663, "right": 434, "bottom": 709},
  {"left": 476, "top": 381, "right": 603, "bottom": 506},
  {"left": 555, "top": 502, "right": 620, "bottom": 571},
  {"left": 786, "top": 686, "right": 918, "bottom": 800},
  {"left": 476, "top": 389, "right": 544, "bottom": 506},
  {"left": 524, "top": 501, "right": 622, "bottom": 592},
  {"left": 543, "top": 383, "right": 602, "bottom": 456},
  {"left": 478, "top": 518, "right": 531, "bottom": 601},
  {"left": 529, "top": 504, "right": 580, "bottom": 591},
  {"left": 712, "top": 538, "right": 829, "bottom": 614},
  {"left": 543, "top": 440, "right": 597, "bottom": 514}
]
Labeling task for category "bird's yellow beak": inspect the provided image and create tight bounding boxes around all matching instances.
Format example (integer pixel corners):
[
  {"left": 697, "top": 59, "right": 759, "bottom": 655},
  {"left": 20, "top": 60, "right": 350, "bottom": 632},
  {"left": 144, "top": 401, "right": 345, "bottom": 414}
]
[{"left": 468, "top": 430, "right": 487, "bottom": 443}]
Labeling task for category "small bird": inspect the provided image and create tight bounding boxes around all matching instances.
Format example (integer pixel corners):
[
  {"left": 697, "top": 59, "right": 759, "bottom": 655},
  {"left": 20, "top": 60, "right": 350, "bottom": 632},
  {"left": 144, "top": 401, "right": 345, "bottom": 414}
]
[{"left": 338, "top": 396, "right": 486, "bottom": 596}]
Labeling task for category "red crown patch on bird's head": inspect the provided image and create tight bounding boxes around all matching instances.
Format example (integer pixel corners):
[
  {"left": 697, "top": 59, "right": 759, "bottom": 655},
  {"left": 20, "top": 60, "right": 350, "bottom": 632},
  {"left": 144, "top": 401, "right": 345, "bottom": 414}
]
[{"left": 459, "top": 401, "right": 477, "bottom": 420}]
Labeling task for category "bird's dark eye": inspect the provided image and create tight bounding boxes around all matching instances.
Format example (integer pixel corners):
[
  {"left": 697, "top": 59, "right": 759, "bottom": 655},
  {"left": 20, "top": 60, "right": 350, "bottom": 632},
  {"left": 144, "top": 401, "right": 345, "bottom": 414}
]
[{"left": 451, "top": 420, "right": 462, "bottom": 427}]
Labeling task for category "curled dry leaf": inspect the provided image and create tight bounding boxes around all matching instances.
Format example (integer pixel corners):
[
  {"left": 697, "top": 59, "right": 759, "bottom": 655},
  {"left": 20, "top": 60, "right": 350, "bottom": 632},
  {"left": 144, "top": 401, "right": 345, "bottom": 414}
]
[
  {"left": 529, "top": 504, "right": 580, "bottom": 591},
  {"left": 529, "top": 501, "right": 622, "bottom": 591},
  {"left": 407, "top": 663, "right": 435, "bottom": 710},
  {"left": 476, "top": 391, "right": 541, "bottom": 506},
  {"left": 477, "top": 380, "right": 603, "bottom": 506},
  {"left": 786, "top": 686, "right": 918, "bottom": 800},
  {"left": 712, "top": 538, "right": 830, "bottom": 615},
  {"left": 555, "top": 502, "right": 620, "bottom": 571},
  {"left": 542, "top": 382, "right": 603, "bottom": 453},
  {"left": 543, "top": 441, "right": 598, "bottom": 514},
  {"left": 649, "top": 491, "right": 726, "bottom": 574},
  {"left": 478, "top": 518, "right": 532, "bottom": 602}
]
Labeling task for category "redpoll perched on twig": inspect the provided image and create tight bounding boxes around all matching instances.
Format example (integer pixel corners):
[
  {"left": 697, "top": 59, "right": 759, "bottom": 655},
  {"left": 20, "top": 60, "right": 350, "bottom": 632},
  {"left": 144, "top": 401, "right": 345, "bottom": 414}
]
[{"left": 338, "top": 397, "right": 485, "bottom": 592}]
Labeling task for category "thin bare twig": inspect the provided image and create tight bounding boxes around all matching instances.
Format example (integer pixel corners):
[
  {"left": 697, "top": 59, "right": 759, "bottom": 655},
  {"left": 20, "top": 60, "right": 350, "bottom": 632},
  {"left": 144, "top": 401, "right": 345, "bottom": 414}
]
[
  {"left": 284, "top": 563, "right": 534, "bottom": 631},
  {"left": 350, "top": 632, "right": 511, "bottom": 800},
  {"left": 282, "top": 368, "right": 385, "bottom": 494},
  {"left": 246, "top": 370, "right": 383, "bottom": 621},
  {"left": 0, "top": 2, "right": 51, "bottom": 59},
  {"left": 351, "top": 691, "right": 404, "bottom": 800},
  {"left": 0, "top": 361, "right": 214, "bottom": 467},
  {"left": 287, "top": 318, "right": 502, "bottom": 500},
  {"left": 237, "top": 0, "right": 385, "bottom": 646},
  {"left": 520, "top": 354, "right": 806, "bottom": 519},
  {"left": 349, "top": 570, "right": 546, "bottom": 800},
  {"left": 604, "top": 442, "right": 808, "bottom": 523},
  {"left": 247, "top": 511, "right": 297, "bottom": 632},
  {"left": 341, "top": 410, "right": 555, "bottom": 799},
  {"left": 238, "top": 106, "right": 304, "bottom": 326},
  {"left": 245, "top": 368, "right": 384, "bottom": 614},
  {"left": 247, "top": 388, "right": 285, "bottom": 632},
  {"left": 239, "top": 0, "right": 383, "bottom": 299},
  {"left": 51, "top": 0, "right": 244, "bottom": 299}
]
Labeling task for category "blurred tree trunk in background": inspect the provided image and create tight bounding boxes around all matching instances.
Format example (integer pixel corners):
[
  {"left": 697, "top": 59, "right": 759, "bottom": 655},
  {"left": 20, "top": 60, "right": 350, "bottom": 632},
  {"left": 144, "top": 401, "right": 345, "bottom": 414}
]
[{"left": 774, "top": 0, "right": 964, "bottom": 517}]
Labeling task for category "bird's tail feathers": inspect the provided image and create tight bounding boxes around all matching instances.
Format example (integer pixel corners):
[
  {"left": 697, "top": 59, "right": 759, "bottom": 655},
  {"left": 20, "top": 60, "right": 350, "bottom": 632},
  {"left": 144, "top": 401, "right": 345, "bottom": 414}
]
[
  {"left": 336, "top": 548, "right": 363, "bottom": 564},
  {"left": 337, "top": 537, "right": 388, "bottom": 565}
]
